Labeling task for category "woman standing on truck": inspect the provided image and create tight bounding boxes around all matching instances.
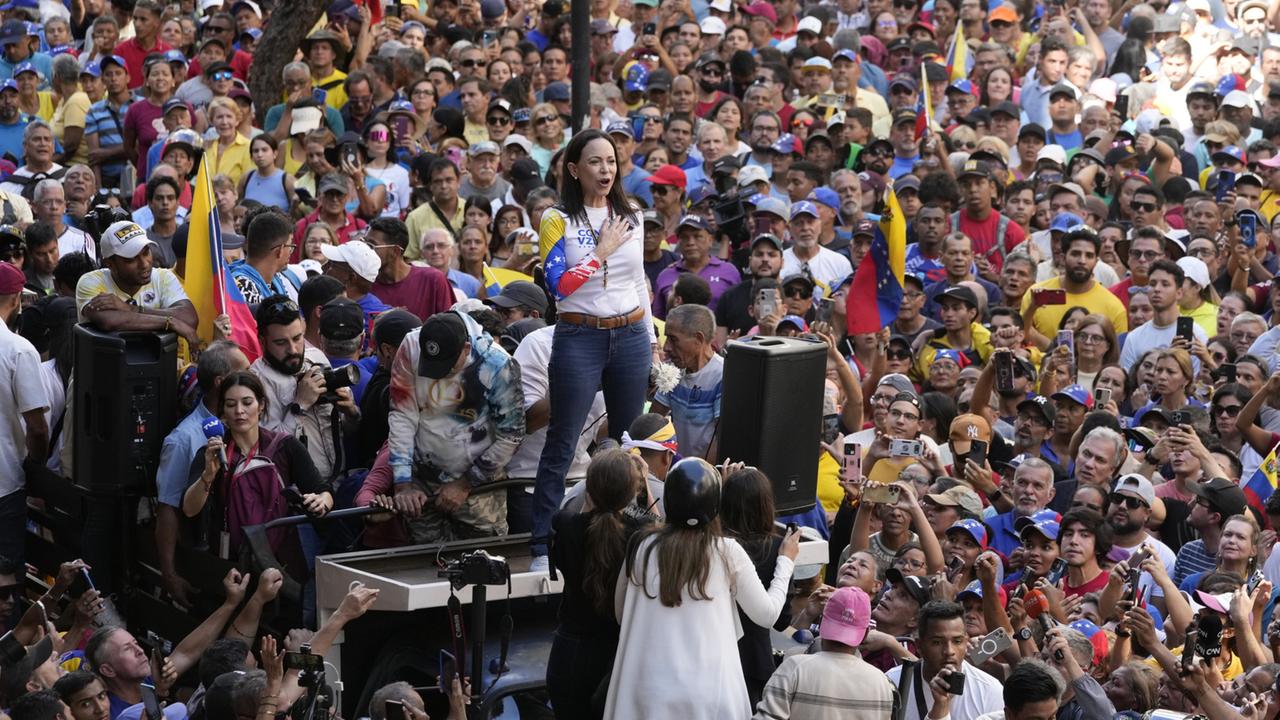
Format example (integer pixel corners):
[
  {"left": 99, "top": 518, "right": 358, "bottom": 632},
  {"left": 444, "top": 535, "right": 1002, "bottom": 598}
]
[
  {"left": 546, "top": 449, "right": 652, "bottom": 719},
  {"left": 605, "top": 458, "right": 800, "bottom": 719}
]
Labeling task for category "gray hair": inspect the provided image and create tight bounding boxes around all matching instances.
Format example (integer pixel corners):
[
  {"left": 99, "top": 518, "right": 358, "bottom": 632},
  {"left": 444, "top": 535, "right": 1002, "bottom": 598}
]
[
  {"left": 196, "top": 340, "right": 246, "bottom": 393},
  {"left": 282, "top": 61, "right": 309, "bottom": 81},
  {"left": 1081, "top": 426, "right": 1125, "bottom": 470},
  {"left": 230, "top": 670, "right": 267, "bottom": 718},
  {"left": 421, "top": 227, "right": 453, "bottom": 247},
  {"left": 1014, "top": 456, "right": 1055, "bottom": 485},
  {"left": 831, "top": 28, "right": 860, "bottom": 52},
  {"left": 52, "top": 53, "right": 80, "bottom": 86},
  {"left": 666, "top": 303, "right": 715, "bottom": 339},
  {"left": 23, "top": 119, "right": 51, "bottom": 144},
  {"left": 1233, "top": 312, "right": 1267, "bottom": 331},
  {"left": 323, "top": 335, "right": 362, "bottom": 356},
  {"left": 368, "top": 683, "right": 424, "bottom": 720},
  {"left": 32, "top": 179, "right": 62, "bottom": 202},
  {"left": 1060, "top": 627, "right": 1095, "bottom": 670}
]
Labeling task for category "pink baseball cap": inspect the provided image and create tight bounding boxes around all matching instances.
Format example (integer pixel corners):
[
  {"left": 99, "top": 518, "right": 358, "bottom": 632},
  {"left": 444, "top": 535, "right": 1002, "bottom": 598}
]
[{"left": 820, "top": 586, "right": 872, "bottom": 648}]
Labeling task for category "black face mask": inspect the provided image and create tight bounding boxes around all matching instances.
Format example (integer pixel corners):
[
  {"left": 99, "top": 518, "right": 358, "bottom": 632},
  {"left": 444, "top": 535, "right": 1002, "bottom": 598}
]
[{"left": 698, "top": 78, "right": 721, "bottom": 94}]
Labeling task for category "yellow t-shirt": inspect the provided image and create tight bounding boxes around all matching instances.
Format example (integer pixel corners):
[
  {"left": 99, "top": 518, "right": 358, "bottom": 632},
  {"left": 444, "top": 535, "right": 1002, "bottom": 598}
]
[
  {"left": 1182, "top": 300, "right": 1218, "bottom": 338},
  {"left": 1020, "top": 277, "right": 1130, "bottom": 338},
  {"left": 817, "top": 450, "right": 843, "bottom": 515},
  {"left": 51, "top": 90, "right": 92, "bottom": 166},
  {"left": 313, "top": 70, "right": 348, "bottom": 112},
  {"left": 207, "top": 133, "right": 252, "bottom": 186},
  {"left": 1261, "top": 189, "right": 1280, "bottom": 222},
  {"left": 26, "top": 91, "right": 54, "bottom": 122},
  {"left": 463, "top": 119, "right": 489, "bottom": 146},
  {"left": 1147, "top": 646, "right": 1242, "bottom": 681}
]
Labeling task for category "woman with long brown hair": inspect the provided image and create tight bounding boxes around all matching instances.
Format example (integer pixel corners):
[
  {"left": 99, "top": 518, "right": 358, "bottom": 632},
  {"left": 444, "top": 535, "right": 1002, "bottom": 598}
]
[
  {"left": 605, "top": 459, "right": 800, "bottom": 718},
  {"left": 547, "top": 449, "right": 651, "bottom": 719}
]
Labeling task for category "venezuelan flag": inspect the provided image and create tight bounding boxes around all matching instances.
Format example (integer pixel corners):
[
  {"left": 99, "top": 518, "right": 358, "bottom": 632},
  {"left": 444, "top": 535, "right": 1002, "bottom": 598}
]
[
  {"left": 915, "top": 63, "right": 933, "bottom": 140},
  {"left": 183, "top": 156, "right": 261, "bottom": 361},
  {"left": 1245, "top": 442, "right": 1280, "bottom": 509},
  {"left": 946, "top": 23, "right": 973, "bottom": 83},
  {"left": 845, "top": 188, "right": 907, "bottom": 335}
]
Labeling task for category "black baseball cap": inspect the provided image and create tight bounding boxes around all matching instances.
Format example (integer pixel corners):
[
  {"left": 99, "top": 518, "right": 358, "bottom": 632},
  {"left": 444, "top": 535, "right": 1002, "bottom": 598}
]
[
  {"left": 319, "top": 297, "right": 364, "bottom": 340},
  {"left": 372, "top": 308, "right": 422, "bottom": 349},
  {"left": 885, "top": 568, "right": 932, "bottom": 607},
  {"left": 487, "top": 280, "right": 548, "bottom": 314},
  {"left": 938, "top": 285, "right": 979, "bottom": 309},
  {"left": 418, "top": 311, "right": 469, "bottom": 378},
  {"left": 1187, "top": 476, "right": 1248, "bottom": 517},
  {"left": 1018, "top": 123, "right": 1047, "bottom": 142}
]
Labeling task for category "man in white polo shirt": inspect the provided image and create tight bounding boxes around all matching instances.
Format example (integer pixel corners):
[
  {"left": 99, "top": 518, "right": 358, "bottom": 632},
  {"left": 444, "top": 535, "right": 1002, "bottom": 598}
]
[{"left": 0, "top": 261, "right": 48, "bottom": 566}]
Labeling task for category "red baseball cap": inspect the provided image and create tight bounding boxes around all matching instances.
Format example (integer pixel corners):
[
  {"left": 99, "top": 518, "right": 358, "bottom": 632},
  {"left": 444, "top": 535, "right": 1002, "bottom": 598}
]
[
  {"left": 646, "top": 164, "right": 688, "bottom": 189},
  {"left": 741, "top": 1, "right": 778, "bottom": 24},
  {"left": 0, "top": 261, "right": 22, "bottom": 294}
]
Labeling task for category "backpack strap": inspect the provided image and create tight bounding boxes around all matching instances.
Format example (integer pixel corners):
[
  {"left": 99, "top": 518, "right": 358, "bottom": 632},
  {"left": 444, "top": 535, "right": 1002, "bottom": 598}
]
[{"left": 318, "top": 78, "right": 345, "bottom": 91}]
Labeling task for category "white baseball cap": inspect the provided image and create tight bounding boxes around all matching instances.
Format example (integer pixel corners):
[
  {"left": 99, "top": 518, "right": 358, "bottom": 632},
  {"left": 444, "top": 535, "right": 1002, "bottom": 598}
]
[
  {"left": 797, "top": 15, "right": 823, "bottom": 35},
  {"left": 503, "top": 133, "right": 533, "bottom": 154},
  {"left": 1177, "top": 256, "right": 1211, "bottom": 288},
  {"left": 708, "top": 0, "right": 732, "bottom": 10},
  {"left": 1035, "top": 145, "right": 1067, "bottom": 166},
  {"left": 321, "top": 241, "right": 381, "bottom": 284},
  {"left": 700, "top": 16, "right": 726, "bottom": 35},
  {"left": 101, "top": 221, "right": 156, "bottom": 260},
  {"left": 738, "top": 165, "right": 769, "bottom": 188}
]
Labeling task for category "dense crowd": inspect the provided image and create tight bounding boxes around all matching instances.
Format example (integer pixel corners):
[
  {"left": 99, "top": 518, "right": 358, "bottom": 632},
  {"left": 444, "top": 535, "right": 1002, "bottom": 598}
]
[{"left": 7, "top": 0, "right": 1280, "bottom": 716}]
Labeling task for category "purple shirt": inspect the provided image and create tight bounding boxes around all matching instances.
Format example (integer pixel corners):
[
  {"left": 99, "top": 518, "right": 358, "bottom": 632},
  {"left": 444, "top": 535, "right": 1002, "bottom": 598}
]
[{"left": 652, "top": 256, "right": 742, "bottom": 319}]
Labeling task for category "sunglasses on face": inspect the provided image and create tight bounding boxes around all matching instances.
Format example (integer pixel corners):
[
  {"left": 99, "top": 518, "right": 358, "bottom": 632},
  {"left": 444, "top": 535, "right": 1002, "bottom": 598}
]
[
  {"left": 487, "top": 115, "right": 510, "bottom": 126},
  {"left": 211, "top": 71, "right": 233, "bottom": 81},
  {"left": 1214, "top": 404, "right": 1243, "bottom": 416},
  {"left": 535, "top": 115, "right": 558, "bottom": 125},
  {"left": 460, "top": 59, "right": 487, "bottom": 68},
  {"left": 652, "top": 185, "right": 675, "bottom": 195},
  {"left": 887, "top": 348, "right": 911, "bottom": 360},
  {"left": 784, "top": 287, "right": 808, "bottom": 298},
  {"left": 1108, "top": 493, "right": 1147, "bottom": 510},
  {"left": 368, "top": 129, "right": 389, "bottom": 142},
  {"left": 1130, "top": 201, "right": 1157, "bottom": 212}
]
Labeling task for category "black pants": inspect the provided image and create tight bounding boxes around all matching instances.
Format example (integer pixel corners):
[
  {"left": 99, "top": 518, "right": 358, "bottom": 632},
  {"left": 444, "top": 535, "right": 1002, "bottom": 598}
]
[{"left": 546, "top": 628, "right": 617, "bottom": 720}]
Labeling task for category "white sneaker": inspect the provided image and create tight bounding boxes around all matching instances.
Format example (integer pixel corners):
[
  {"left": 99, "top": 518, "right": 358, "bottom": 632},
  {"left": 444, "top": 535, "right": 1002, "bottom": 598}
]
[{"left": 528, "top": 554, "right": 549, "bottom": 574}]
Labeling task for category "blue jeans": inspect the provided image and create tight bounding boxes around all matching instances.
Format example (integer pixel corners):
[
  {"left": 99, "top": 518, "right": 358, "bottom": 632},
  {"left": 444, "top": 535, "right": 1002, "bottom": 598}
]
[{"left": 532, "top": 320, "right": 650, "bottom": 555}]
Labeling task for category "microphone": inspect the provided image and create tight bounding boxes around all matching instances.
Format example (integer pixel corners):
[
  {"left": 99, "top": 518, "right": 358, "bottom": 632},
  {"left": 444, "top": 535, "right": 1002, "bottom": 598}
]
[{"left": 201, "top": 417, "right": 227, "bottom": 471}]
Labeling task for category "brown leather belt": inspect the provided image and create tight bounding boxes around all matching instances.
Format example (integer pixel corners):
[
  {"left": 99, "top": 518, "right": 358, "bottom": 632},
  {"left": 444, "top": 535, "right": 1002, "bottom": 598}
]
[{"left": 557, "top": 307, "right": 646, "bottom": 329}]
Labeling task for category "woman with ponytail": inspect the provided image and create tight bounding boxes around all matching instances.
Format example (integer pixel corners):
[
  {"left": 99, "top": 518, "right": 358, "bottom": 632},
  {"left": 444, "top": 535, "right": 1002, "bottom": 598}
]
[
  {"left": 546, "top": 449, "right": 651, "bottom": 720},
  {"left": 605, "top": 458, "right": 800, "bottom": 719}
]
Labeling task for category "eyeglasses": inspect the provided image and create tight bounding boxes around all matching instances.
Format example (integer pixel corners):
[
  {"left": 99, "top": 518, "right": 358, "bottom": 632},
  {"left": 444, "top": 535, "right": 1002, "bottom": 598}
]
[
  {"left": 1128, "top": 249, "right": 1161, "bottom": 261},
  {"left": 642, "top": 116, "right": 663, "bottom": 124},
  {"left": 211, "top": 71, "right": 233, "bottom": 81},
  {"left": 368, "top": 129, "right": 389, "bottom": 142},
  {"left": 700, "top": 67, "right": 723, "bottom": 76},
  {"left": 904, "top": 290, "right": 924, "bottom": 299},
  {"left": 204, "top": 24, "right": 230, "bottom": 33},
  {"left": 888, "top": 408, "right": 920, "bottom": 421},
  {"left": 887, "top": 348, "right": 911, "bottom": 360},
  {"left": 1077, "top": 332, "right": 1107, "bottom": 345},
  {"left": 652, "top": 185, "right": 675, "bottom": 195},
  {"left": 1214, "top": 404, "right": 1243, "bottom": 417},
  {"left": 487, "top": 115, "right": 510, "bottom": 126},
  {"left": 792, "top": 117, "right": 813, "bottom": 129},
  {"left": 1108, "top": 493, "right": 1147, "bottom": 510},
  {"left": 412, "top": 88, "right": 435, "bottom": 97},
  {"left": 1130, "top": 202, "right": 1158, "bottom": 212},
  {"left": 867, "top": 146, "right": 892, "bottom": 158},
  {"left": 460, "top": 59, "right": 487, "bottom": 68},
  {"left": 535, "top": 115, "right": 558, "bottom": 125},
  {"left": 1188, "top": 247, "right": 1215, "bottom": 258},
  {"left": 784, "top": 287, "right": 808, "bottom": 298}
]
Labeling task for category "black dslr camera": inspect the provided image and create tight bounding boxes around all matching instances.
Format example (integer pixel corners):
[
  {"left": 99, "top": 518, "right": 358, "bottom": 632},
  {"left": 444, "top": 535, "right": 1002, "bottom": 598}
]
[
  {"left": 321, "top": 364, "right": 358, "bottom": 399},
  {"left": 83, "top": 204, "right": 132, "bottom": 241},
  {"left": 439, "top": 550, "right": 510, "bottom": 590}
]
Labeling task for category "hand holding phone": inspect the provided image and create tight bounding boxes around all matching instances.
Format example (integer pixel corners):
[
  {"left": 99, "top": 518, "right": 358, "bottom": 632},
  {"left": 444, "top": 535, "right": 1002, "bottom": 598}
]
[{"left": 842, "top": 441, "right": 861, "bottom": 483}]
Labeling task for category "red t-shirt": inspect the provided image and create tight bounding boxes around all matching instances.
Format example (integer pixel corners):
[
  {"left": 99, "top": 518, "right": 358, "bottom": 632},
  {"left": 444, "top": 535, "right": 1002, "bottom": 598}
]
[
  {"left": 114, "top": 37, "right": 173, "bottom": 90},
  {"left": 1064, "top": 568, "right": 1109, "bottom": 598},
  {"left": 123, "top": 97, "right": 166, "bottom": 176},
  {"left": 371, "top": 265, "right": 455, "bottom": 322},
  {"left": 694, "top": 91, "right": 728, "bottom": 119},
  {"left": 956, "top": 209, "right": 1026, "bottom": 273},
  {"left": 1109, "top": 276, "right": 1136, "bottom": 308},
  {"left": 292, "top": 211, "right": 367, "bottom": 259},
  {"left": 130, "top": 179, "right": 192, "bottom": 211}
]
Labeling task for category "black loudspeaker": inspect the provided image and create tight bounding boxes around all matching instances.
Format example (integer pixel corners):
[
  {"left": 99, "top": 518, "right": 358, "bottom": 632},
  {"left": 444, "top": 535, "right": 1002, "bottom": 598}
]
[
  {"left": 717, "top": 336, "right": 825, "bottom": 514},
  {"left": 72, "top": 325, "right": 178, "bottom": 496}
]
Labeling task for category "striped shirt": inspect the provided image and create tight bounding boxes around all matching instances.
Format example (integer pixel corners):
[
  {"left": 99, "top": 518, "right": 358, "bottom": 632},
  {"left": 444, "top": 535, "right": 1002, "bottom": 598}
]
[
  {"left": 654, "top": 354, "right": 722, "bottom": 460},
  {"left": 754, "top": 651, "right": 897, "bottom": 720},
  {"left": 1172, "top": 538, "right": 1217, "bottom": 588},
  {"left": 85, "top": 96, "right": 134, "bottom": 179}
]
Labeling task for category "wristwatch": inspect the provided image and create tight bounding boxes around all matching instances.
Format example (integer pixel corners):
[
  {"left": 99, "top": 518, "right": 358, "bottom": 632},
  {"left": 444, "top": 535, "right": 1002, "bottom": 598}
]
[{"left": 1014, "top": 626, "right": 1033, "bottom": 642}]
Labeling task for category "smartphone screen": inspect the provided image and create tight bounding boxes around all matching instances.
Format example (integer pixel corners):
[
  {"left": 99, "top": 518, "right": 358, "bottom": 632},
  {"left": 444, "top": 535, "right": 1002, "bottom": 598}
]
[
  {"left": 1241, "top": 212, "right": 1258, "bottom": 249},
  {"left": 1176, "top": 316, "right": 1195, "bottom": 341},
  {"left": 438, "top": 650, "right": 456, "bottom": 692},
  {"left": 385, "top": 701, "right": 405, "bottom": 720}
]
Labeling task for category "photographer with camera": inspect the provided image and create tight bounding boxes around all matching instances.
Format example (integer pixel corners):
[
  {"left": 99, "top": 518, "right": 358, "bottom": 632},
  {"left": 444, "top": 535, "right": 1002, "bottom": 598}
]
[
  {"left": 389, "top": 310, "right": 525, "bottom": 542},
  {"left": 249, "top": 295, "right": 357, "bottom": 482}
]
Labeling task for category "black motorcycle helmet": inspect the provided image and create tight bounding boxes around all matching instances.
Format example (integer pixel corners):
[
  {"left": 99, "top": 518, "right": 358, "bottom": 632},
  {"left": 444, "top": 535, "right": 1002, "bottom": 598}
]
[{"left": 664, "top": 458, "right": 722, "bottom": 528}]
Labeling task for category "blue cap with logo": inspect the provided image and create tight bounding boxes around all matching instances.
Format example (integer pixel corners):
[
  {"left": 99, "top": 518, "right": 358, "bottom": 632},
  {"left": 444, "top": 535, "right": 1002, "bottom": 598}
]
[
  {"left": 1049, "top": 212, "right": 1085, "bottom": 233},
  {"left": 790, "top": 200, "right": 819, "bottom": 219},
  {"left": 1051, "top": 384, "right": 1094, "bottom": 409}
]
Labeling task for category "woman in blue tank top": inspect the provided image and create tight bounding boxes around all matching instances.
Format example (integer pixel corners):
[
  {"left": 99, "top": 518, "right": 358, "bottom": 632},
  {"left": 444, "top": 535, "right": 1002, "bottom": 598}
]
[{"left": 238, "top": 134, "right": 295, "bottom": 212}]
